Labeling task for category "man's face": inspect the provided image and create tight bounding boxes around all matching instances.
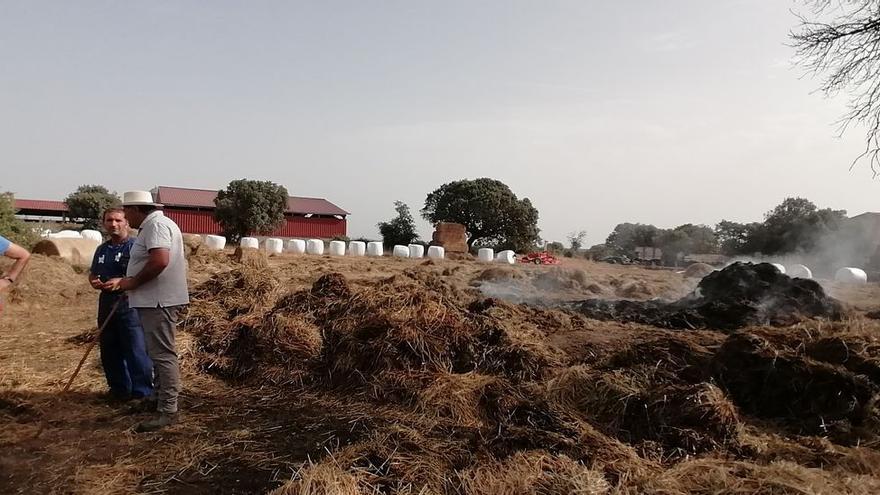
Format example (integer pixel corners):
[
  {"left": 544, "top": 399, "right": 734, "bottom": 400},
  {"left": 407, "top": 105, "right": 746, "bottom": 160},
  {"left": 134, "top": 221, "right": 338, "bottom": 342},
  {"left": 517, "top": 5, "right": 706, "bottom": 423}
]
[
  {"left": 103, "top": 211, "right": 128, "bottom": 237},
  {"left": 123, "top": 206, "right": 144, "bottom": 228}
]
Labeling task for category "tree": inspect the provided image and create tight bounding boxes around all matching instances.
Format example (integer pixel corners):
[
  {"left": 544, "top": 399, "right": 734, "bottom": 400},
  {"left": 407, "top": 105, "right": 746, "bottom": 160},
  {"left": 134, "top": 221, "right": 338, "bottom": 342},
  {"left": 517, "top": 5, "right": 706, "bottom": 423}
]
[
  {"left": 566, "top": 230, "right": 588, "bottom": 251},
  {"left": 421, "top": 178, "right": 540, "bottom": 252},
  {"left": 656, "top": 224, "right": 718, "bottom": 265},
  {"left": 64, "top": 185, "right": 119, "bottom": 230},
  {"left": 545, "top": 241, "right": 565, "bottom": 254},
  {"left": 759, "top": 197, "right": 846, "bottom": 254},
  {"left": 214, "top": 179, "right": 289, "bottom": 243},
  {"left": 0, "top": 193, "right": 39, "bottom": 247},
  {"left": 792, "top": 1, "right": 880, "bottom": 175},
  {"left": 715, "top": 220, "right": 761, "bottom": 255},
  {"left": 605, "top": 223, "right": 660, "bottom": 255},
  {"left": 378, "top": 201, "right": 419, "bottom": 249},
  {"left": 716, "top": 198, "right": 846, "bottom": 255}
]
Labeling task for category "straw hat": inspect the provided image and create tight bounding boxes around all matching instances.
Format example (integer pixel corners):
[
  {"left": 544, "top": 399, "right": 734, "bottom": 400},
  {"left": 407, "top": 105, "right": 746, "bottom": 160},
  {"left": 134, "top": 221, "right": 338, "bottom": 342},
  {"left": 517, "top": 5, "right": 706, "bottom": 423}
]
[{"left": 121, "top": 190, "right": 163, "bottom": 207}]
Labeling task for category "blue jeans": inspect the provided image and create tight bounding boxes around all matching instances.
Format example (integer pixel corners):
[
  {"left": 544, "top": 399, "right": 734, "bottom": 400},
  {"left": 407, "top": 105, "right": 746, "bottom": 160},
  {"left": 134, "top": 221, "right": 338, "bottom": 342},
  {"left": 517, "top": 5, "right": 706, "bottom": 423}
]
[{"left": 98, "top": 299, "right": 154, "bottom": 398}]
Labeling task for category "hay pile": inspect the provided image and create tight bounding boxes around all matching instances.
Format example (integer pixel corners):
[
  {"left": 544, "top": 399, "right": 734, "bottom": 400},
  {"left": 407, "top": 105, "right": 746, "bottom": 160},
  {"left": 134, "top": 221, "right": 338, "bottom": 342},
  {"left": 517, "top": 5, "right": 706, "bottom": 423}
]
[
  {"left": 3, "top": 254, "right": 92, "bottom": 303},
  {"left": 572, "top": 262, "right": 843, "bottom": 330},
  {"left": 183, "top": 265, "right": 880, "bottom": 494}
]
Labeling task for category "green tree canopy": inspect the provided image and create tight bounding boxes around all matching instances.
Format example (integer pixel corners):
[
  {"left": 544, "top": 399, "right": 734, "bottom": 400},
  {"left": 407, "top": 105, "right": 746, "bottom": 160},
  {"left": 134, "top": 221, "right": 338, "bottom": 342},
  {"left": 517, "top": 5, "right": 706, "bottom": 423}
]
[
  {"left": 214, "top": 179, "right": 289, "bottom": 243},
  {"left": 605, "top": 223, "right": 660, "bottom": 255},
  {"left": 0, "top": 193, "right": 39, "bottom": 247},
  {"left": 64, "top": 185, "right": 119, "bottom": 230},
  {"left": 378, "top": 201, "right": 419, "bottom": 249},
  {"left": 421, "top": 178, "right": 539, "bottom": 252},
  {"left": 715, "top": 198, "right": 846, "bottom": 256},
  {"left": 759, "top": 197, "right": 846, "bottom": 255}
]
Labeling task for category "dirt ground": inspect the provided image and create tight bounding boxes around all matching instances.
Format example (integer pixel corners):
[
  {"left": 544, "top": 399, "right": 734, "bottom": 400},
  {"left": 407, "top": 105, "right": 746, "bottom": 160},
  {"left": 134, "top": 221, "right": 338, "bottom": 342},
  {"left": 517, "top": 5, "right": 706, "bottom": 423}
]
[{"left": 2, "top": 252, "right": 880, "bottom": 494}]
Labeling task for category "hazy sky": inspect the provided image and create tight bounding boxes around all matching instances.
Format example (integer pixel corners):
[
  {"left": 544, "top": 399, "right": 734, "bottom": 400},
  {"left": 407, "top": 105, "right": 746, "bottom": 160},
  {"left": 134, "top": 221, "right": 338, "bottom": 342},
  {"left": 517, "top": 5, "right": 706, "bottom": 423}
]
[{"left": 2, "top": 1, "right": 876, "bottom": 245}]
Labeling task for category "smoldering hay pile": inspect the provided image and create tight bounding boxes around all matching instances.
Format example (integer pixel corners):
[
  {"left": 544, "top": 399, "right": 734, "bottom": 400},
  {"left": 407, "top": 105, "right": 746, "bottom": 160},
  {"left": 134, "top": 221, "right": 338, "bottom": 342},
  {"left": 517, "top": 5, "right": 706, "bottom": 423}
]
[
  {"left": 571, "top": 262, "right": 844, "bottom": 330},
  {"left": 181, "top": 263, "right": 880, "bottom": 494}
]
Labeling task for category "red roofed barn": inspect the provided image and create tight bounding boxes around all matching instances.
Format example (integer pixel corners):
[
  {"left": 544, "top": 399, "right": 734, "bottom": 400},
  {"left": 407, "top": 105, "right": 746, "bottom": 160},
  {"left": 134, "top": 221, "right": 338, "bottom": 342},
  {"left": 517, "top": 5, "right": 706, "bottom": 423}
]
[
  {"left": 14, "top": 186, "right": 349, "bottom": 239},
  {"left": 154, "top": 186, "right": 348, "bottom": 238}
]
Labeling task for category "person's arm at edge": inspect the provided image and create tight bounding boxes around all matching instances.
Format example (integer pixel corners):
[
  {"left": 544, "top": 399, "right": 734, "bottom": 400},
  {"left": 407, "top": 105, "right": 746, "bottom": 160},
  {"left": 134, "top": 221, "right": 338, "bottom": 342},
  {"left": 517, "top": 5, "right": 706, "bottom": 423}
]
[{"left": 2, "top": 243, "right": 31, "bottom": 284}]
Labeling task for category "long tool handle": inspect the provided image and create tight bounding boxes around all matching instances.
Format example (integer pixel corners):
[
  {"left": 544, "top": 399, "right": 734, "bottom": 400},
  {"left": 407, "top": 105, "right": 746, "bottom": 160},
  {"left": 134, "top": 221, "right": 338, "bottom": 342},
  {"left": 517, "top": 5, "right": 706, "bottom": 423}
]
[
  {"left": 60, "top": 298, "right": 122, "bottom": 394},
  {"left": 33, "top": 298, "right": 124, "bottom": 438}
]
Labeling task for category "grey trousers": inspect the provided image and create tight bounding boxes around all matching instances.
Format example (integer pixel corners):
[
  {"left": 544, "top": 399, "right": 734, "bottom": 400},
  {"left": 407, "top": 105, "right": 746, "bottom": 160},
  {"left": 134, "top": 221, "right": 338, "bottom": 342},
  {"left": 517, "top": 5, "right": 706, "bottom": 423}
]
[{"left": 137, "top": 306, "right": 184, "bottom": 414}]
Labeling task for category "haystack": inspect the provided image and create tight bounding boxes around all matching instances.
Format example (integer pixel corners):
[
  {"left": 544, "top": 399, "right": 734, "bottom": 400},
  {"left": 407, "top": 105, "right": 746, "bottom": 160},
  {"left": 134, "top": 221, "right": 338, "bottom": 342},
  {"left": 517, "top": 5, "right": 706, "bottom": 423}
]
[
  {"left": 184, "top": 267, "right": 323, "bottom": 383},
  {"left": 32, "top": 238, "right": 100, "bottom": 267},
  {"left": 6, "top": 254, "right": 92, "bottom": 303},
  {"left": 232, "top": 246, "right": 269, "bottom": 269},
  {"left": 459, "top": 450, "right": 610, "bottom": 495},
  {"left": 270, "top": 461, "right": 362, "bottom": 495},
  {"left": 683, "top": 262, "right": 714, "bottom": 278},
  {"left": 712, "top": 330, "right": 879, "bottom": 441}
]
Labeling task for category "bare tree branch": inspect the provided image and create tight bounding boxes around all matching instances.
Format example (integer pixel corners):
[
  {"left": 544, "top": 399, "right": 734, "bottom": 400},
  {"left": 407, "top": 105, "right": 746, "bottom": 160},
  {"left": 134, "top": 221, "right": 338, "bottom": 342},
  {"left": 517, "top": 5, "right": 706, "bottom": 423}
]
[{"left": 791, "top": 0, "right": 880, "bottom": 177}]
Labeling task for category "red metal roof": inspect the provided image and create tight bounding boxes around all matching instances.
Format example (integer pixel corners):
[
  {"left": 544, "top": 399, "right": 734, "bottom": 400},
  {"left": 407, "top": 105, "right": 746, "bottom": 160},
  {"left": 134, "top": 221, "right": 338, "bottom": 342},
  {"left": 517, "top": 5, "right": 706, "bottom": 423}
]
[
  {"left": 154, "top": 186, "right": 349, "bottom": 216},
  {"left": 14, "top": 199, "right": 68, "bottom": 212}
]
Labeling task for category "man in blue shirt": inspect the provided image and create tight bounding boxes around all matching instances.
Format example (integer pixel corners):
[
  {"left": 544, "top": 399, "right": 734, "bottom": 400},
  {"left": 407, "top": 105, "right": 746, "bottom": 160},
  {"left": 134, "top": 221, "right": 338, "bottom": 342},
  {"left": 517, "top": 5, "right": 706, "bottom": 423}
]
[
  {"left": 0, "top": 234, "right": 31, "bottom": 316},
  {"left": 89, "top": 208, "right": 153, "bottom": 401}
]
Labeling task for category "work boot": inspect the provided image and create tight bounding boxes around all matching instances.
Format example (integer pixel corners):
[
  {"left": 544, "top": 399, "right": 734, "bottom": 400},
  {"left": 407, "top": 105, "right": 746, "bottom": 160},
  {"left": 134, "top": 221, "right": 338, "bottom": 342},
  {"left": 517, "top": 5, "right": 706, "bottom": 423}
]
[
  {"left": 127, "top": 397, "right": 159, "bottom": 414},
  {"left": 135, "top": 413, "right": 177, "bottom": 433}
]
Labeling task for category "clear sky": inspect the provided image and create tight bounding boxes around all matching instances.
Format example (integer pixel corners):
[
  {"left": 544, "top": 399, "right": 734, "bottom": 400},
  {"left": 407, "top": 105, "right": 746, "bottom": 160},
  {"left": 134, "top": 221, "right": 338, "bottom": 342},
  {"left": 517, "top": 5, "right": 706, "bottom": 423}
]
[{"left": 1, "top": 0, "right": 876, "bottom": 245}]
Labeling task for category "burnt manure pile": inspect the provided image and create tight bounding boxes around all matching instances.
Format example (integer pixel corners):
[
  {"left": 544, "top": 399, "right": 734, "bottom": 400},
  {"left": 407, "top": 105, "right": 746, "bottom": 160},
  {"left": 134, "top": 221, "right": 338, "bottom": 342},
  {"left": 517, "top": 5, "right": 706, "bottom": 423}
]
[
  {"left": 569, "top": 262, "right": 843, "bottom": 330},
  {"left": 180, "top": 264, "right": 880, "bottom": 494}
]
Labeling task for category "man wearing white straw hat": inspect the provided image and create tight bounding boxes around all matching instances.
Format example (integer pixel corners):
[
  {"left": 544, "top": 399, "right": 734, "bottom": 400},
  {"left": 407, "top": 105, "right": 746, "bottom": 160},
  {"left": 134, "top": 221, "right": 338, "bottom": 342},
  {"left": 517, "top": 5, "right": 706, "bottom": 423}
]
[{"left": 105, "top": 190, "right": 189, "bottom": 432}]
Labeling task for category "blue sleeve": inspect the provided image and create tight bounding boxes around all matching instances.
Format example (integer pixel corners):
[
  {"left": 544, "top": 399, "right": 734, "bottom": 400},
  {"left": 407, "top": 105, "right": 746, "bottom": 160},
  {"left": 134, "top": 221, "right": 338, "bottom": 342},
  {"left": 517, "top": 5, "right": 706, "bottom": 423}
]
[{"left": 0, "top": 235, "right": 10, "bottom": 256}]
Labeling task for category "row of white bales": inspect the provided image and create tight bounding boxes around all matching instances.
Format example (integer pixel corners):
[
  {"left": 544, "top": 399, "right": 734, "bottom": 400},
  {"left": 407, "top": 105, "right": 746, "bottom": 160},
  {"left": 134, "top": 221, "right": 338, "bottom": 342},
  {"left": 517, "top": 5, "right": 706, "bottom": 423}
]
[
  {"left": 214, "top": 235, "right": 519, "bottom": 264},
  {"left": 767, "top": 262, "right": 868, "bottom": 285},
  {"left": 45, "top": 230, "right": 870, "bottom": 281}
]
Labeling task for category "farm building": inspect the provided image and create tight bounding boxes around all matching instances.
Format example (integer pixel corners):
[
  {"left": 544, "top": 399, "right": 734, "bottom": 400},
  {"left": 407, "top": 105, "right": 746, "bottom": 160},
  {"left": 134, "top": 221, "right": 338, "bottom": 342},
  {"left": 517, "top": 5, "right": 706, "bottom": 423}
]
[{"left": 14, "top": 186, "right": 349, "bottom": 239}]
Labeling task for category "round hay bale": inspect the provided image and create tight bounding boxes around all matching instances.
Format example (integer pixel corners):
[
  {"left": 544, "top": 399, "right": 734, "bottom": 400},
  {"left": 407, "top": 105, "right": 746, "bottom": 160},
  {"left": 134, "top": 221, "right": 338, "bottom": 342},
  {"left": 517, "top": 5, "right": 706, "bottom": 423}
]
[
  {"left": 683, "top": 263, "right": 714, "bottom": 279},
  {"left": 32, "top": 238, "right": 100, "bottom": 267}
]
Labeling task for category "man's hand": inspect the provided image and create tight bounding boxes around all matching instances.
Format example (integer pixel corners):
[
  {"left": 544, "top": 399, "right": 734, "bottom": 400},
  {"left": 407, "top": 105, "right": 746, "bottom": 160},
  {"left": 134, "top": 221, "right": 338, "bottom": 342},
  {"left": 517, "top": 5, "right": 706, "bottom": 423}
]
[
  {"left": 89, "top": 278, "right": 104, "bottom": 290},
  {"left": 103, "top": 277, "right": 138, "bottom": 292}
]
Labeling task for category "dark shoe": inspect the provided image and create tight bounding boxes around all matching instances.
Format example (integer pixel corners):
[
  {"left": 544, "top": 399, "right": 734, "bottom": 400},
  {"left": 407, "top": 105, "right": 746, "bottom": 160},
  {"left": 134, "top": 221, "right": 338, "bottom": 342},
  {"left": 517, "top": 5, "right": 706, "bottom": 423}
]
[
  {"left": 135, "top": 413, "right": 177, "bottom": 433},
  {"left": 127, "top": 397, "right": 159, "bottom": 414}
]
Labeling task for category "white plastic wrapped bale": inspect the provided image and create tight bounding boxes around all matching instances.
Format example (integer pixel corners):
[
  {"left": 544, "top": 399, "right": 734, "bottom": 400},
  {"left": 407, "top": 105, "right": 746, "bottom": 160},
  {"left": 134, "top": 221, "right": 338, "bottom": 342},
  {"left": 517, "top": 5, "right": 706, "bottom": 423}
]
[
  {"left": 478, "top": 248, "right": 494, "bottom": 263},
  {"left": 495, "top": 250, "right": 516, "bottom": 265},
  {"left": 408, "top": 244, "right": 425, "bottom": 259},
  {"left": 80, "top": 230, "right": 104, "bottom": 243},
  {"left": 49, "top": 230, "right": 82, "bottom": 239},
  {"left": 393, "top": 245, "right": 410, "bottom": 258},
  {"left": 835, "top": 267, "right": 868, "bottom": 285},
  {"left": 329, "top": 240, "right": 346, "bottom": 256},
  {"left": 205, "top": 235, "right": 227, "bottom": 251},
  {"left": 367, "top": 241, "right": 384, "bottom": 257},
  {"left": 349, "top": 241, "right": 366, "bottom": 257},
  {"left": 287, "top": 239, "right": 306, "bottom": 254},
  {"left": 240, "top": 237, "right": 259, "bottom": 250},
  {"left": 306, "top": 239, "right": 325, "bottom": 255},
  {"left": 427, "top": 246, "right": 445, "bottom": 260},
  {"left": 787, "top": 264, "right": 813, "bottom": 279},
  {"left": 265, "top": 238, "right": 284, "bottom": 255},
  {"left": 769, "top": 263, "right": 786, "bottom": 274}
]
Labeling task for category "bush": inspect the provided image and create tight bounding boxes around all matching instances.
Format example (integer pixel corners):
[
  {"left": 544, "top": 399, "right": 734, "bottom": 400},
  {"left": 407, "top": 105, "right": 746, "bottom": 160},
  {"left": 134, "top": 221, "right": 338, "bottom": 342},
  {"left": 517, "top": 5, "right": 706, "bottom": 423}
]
[{"left": 0, "top": 193, "right": 40, "bottom": 248}]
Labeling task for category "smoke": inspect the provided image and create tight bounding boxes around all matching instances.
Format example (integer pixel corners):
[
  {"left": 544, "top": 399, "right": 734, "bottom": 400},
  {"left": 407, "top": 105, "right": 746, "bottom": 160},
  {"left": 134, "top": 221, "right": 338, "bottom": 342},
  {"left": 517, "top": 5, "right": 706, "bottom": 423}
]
[{"left": 729, "top": 217, "right": 879, "bottom": 280}]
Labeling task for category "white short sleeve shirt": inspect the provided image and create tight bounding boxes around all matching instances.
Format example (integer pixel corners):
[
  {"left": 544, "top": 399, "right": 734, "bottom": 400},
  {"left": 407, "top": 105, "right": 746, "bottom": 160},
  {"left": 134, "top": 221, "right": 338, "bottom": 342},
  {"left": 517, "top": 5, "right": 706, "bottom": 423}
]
[{"left": 127, "top": 211, "right": 190, "bottom": 308}]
